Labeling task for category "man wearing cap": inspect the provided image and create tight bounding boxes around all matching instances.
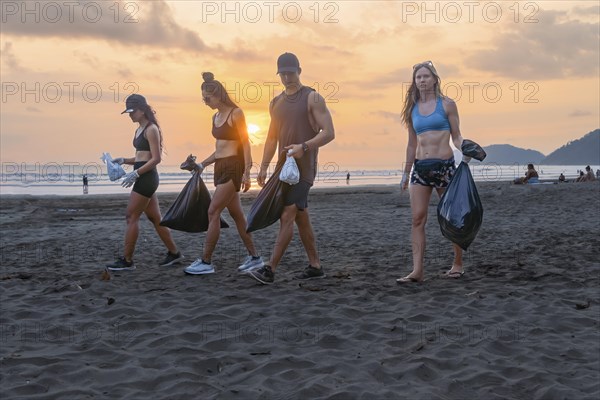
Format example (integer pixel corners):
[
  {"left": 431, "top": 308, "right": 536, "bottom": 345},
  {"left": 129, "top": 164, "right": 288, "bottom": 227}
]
[{"left": 247, "top": 52, "right": 335, "bottom": 285}]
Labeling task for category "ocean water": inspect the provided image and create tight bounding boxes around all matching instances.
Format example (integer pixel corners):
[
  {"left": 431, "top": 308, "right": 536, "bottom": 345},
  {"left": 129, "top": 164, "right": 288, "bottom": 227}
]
[{"left": 0, "top": 162, "right": 596, "bottom": 196}]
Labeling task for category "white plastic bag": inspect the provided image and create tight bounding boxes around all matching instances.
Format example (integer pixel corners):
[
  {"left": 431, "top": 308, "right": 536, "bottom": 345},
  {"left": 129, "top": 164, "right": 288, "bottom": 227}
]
[
  {"left": 279, "top": 150, "right": 300, "bottom": 185},
  {"left": 101, "top": 152, "right": 126, "bottom": 181}
]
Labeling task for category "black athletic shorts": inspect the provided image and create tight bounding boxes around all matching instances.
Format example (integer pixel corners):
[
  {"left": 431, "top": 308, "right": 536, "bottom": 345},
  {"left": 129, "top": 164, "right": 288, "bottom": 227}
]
[
  {"left": 282, "top": 180, "right": 312, "bottom": 211},
  {"left": 214, "top": 155, "right": 244, "bottom": 192},
  {"left": 132, "top": 161, "right": 159, "bottom": 198}
]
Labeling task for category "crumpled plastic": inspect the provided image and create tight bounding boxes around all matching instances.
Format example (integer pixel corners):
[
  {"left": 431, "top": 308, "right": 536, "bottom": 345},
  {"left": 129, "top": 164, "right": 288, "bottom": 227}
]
[
  {"left": 279, "top": 151, "right": 300, "bottom": 185},
  {"left": 101, "top": 152, "right": 126, "bottom": 181},
  {"left": 461, "top": 139, "right": 487, "bottom": 161}
]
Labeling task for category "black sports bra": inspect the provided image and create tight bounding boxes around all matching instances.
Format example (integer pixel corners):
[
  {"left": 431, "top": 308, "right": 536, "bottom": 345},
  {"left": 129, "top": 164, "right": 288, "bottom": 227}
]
[
  {"left": 212, "top": 108, "right": 239, "bottom": 141},
  {"left": 133, "top": 124, "right": 152, "bottom": 151}
]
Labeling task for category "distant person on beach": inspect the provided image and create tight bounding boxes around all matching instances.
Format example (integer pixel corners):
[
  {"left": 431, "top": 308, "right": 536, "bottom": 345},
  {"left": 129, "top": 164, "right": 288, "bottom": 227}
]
[
  {"left": 582, "top": 165, "right": 596, "bottom": 182},
  {"left": 247, "top": 52, "right": 335, "bottom": 285},
  {"left": 523, "top": 164, "right": 539, "bottom": 184},
  {"left": 596, "top": 169, "right": 600, "bottom": 180},
  {"left": 575, "top": 171, "right": 585, "bottom": 182},
  {"left": 182, "top": 72, "right": 264, "bottom": 276},
  {"left": 558, "top": 173, "right": 566, "bottom": 183},
  {"left": 346, "top": 172, "right": 350, "bottom": 183},
  {"left": 513, "top": 164, "right": 539, "bottom": 184},
  {"left": 82, "top": 175, "right": 88, "bottom": 193},
  {"left": 106, "top": 94, "right": 183, "bottom": 271},
  {"left": 397, "top": 60, "right": 471, "bottom": 283}
]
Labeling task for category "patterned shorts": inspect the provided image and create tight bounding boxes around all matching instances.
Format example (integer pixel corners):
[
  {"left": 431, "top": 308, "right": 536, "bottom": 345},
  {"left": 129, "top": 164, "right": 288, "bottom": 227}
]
[{"left": 410, "top": 158, "right": 456, "bottom": 188}]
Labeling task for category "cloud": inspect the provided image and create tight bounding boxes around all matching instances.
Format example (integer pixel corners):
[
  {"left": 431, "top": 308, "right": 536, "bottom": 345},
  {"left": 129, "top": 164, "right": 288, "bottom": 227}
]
[
  {"left": 569, "top": 110, "right": 592, "bottom": 118},
  {"left": 573, "top": 5, "right": 600, "bottom": 18},
  {"left": 1, "top": 42, "right": 28, "bottom": 72},
  {"left": 1, "top": 1, "right": 212, "bottom": 53},
  {"left": 371, "top": 111, "right": 403, "bottom": 123},
  {"left": 466, "top": 9, "right": 599, "bottom": 79},
  {"left": 73, "top": 51, "right": 100, "bottom": 68}
]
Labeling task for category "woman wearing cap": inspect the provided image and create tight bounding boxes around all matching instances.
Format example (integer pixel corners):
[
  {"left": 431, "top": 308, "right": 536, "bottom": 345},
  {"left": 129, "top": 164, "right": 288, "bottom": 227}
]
[
  {"left": 183, "top": 72, "right": 263, "bottom": 275},
  {"left": 397, "top": 61, "right": 470, "bottom": 283},
  {"left": 106, "top": 94, "right": 183, "bottom": 271}
]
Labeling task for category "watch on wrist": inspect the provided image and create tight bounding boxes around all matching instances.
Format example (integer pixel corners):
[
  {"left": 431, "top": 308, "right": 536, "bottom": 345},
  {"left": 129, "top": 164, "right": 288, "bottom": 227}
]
[{"left": 302, "top": 142, "right": 309, "bottom": 152}]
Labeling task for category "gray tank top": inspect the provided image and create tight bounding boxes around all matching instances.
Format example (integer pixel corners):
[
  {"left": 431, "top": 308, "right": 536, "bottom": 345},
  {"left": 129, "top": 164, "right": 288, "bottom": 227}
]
[{"left": 271, "top": 86, "right": 319, "bottom": 185}]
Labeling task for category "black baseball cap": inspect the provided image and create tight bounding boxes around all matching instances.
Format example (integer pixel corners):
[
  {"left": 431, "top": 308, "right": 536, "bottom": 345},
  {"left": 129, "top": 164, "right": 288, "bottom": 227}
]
[
  {"left": 121, "top": 94, "right": 147, "bottom": 114},
  {"left": 277, "top": 52, "right": 300, "bottom": 74}
]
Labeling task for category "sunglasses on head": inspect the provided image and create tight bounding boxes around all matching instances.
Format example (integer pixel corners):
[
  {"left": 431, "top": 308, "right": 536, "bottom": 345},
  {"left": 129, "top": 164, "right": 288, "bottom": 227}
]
[{"left": 413, "top": 60, "right": 434, "bottom": 70}]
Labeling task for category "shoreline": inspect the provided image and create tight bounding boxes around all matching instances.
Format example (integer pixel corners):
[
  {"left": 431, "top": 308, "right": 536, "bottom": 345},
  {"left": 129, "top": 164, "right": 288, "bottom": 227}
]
[{"left": 0, "top": 179, "right": 588, "bottom": 199}]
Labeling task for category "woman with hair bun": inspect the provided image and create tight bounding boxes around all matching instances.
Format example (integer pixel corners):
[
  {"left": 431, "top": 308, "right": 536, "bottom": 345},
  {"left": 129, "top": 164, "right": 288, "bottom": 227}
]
[
  {"left": 107, "top": 94, "right": 183, "bottom": 271},
  {"left": 183, "top": 72, "right": 264, "bottom": 275}
]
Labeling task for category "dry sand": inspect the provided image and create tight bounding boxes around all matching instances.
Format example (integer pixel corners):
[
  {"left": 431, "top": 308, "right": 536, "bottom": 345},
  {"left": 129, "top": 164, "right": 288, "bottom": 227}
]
[{"left": 1, "top": 182, "right": 599, "bottom": 399}]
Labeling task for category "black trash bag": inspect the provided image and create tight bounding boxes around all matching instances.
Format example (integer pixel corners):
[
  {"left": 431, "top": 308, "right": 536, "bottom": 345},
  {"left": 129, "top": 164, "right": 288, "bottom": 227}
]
[
  {"left": 461, "top": 139, "right": 487, "bottom": 161},
  {"left": 246, "top": 155, "right": 287, "bottom": 233},
  {"left": 160, "top": 171, "right": 229, "bottom": 232},
  {"left": 437, "top": 162, "right": 483, "bottom": 250}
]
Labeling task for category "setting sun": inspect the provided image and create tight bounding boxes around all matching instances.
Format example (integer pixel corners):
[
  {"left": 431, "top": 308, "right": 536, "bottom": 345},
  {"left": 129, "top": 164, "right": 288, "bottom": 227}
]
[{"left": 247, "top": 123, "right": 260, "bottom": 135}]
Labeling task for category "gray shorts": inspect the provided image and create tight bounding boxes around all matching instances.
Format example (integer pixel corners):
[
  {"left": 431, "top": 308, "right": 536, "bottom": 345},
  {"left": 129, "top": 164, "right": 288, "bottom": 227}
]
[{"left": 282, "top": 181, "right": 311, "bottom": 210}]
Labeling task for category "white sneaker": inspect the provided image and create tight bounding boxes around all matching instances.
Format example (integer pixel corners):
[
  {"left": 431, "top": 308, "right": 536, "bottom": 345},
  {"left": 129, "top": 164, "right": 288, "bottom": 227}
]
[
  {"left": 184, "top": 259, "right": 215, "bottom": 275},
  {"left": 237, "top": 256, "right": 264, "bottom": 273}
]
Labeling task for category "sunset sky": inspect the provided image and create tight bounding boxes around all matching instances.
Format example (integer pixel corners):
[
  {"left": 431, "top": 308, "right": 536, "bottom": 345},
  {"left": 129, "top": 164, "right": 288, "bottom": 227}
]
[{"left": 1, "top": 0, "right": 598, "bottom": 169}]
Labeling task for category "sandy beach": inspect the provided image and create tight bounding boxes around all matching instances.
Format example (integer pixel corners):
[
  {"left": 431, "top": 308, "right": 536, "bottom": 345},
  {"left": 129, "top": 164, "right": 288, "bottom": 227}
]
[{"left": 1, "top": 182, "right": 599, "bottom": 399}]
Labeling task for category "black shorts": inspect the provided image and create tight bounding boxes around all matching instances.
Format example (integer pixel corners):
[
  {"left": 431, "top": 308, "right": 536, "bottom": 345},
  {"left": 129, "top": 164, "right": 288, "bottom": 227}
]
[
  {"left": 282, "top": 180, "right": 312, "bottom": 211},
  {"left": 132, "top": 161, "right": 159, "bottom": 198},
  {"left": 214, "top": 155, "right": 244, "bottom": 192},
  {"left": 410, "top": 158, "right": 456, "bottom": 188}
]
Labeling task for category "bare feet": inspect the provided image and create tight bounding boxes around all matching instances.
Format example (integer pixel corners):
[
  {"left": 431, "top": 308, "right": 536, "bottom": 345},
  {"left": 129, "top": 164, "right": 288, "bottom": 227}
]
[{"left": 396, "top": 273, "right": 423, "bottom": 284}]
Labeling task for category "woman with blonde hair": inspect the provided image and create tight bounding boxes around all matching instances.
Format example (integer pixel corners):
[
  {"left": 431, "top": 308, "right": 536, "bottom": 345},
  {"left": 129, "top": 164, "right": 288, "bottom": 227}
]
[{"left": 397, "top": 61, "right": 470, "bottom": 283}]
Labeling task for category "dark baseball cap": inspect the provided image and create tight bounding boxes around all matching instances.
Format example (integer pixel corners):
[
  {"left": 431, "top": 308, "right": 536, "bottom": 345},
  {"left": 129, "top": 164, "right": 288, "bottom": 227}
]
[
  {"left": 121, "top": 94, "right": 147, "bottom": 114},
  {"left": 277, "top": 52, "right": 300, "bottom": 74}
]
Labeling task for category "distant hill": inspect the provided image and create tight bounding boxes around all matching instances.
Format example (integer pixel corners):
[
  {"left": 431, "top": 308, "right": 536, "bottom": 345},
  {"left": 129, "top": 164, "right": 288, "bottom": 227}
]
[
  {"left": 540, "top": 129, "right": 600, "bottom": 165},
  {"left": 481, "top": 144, "right": 545, "bottom": 164}
]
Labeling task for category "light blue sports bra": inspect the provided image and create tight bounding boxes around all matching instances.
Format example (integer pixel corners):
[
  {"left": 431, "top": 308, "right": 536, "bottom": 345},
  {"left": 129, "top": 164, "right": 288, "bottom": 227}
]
[{"left": 412, "top": 97, "right": 451, "bottom": 135}]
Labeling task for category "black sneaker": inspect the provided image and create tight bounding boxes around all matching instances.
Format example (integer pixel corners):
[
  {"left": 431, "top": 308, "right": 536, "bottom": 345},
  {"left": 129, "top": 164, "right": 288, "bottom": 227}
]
[
  {"left": 106, "top": 257, "right": 135, "bottom": 271},
  {"left": 159, "top": 251, "right": 184, "bottom": 267},
  {"left": 248, "top": 265, "right": 275, "bottom": 285},
  {"left": 296, "top": 265, "right": 325, "bottom": 280}
]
